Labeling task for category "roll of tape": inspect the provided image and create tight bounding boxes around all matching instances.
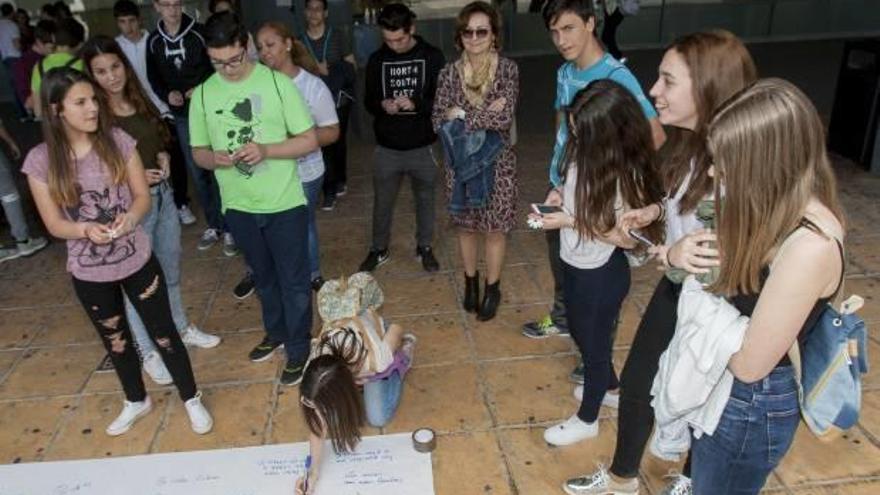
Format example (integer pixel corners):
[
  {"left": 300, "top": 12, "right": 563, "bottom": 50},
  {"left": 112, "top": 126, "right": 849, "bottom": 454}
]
[{"left": 412, "top": 428, "right": 436, "bottom": 453}]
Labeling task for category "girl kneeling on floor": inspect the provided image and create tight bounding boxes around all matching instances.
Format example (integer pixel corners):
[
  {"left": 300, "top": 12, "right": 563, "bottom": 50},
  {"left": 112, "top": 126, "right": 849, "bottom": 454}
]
[
  {"left": 22, "top": 67, "right": 212, "bottom": 436},
  {"left": 534, "top": 79, "right": 664, "bottom": 447},
  {"left": 295, "top": 309, "right": 416, "bottom": 494}
]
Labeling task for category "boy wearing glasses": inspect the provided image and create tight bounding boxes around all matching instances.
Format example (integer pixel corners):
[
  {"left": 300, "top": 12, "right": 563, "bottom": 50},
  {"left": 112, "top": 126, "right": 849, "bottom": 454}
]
[
  {"left": 521, "top": 0, "right": 664, "bottom": 342},
  {"left": 189, "top": 12, "right": 319, "bottom": 386},
  {"left": 360, "top": 3, "right": 445, "bottom": 273},
  {"left": 147, "top": 0, "right": 233, "bottom": 255}
]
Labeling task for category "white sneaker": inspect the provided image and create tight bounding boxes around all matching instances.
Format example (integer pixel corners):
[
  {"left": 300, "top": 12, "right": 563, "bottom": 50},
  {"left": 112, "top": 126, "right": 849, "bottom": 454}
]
[
  {"left": 573, "top": 385, "right": 620, "bottom": 409},
  {"left": 659, "top": 475, "right": 692, "bottom": 495},
  {"left": 563, "top": 465, "right": 639, "bottom": 495},
  {"left": 181, "top": 324, "right": 221, "bottom": 349},
  {"left": 184, "top": 391, "right": 213, "bottom": 434},
  {"left": 106, "top": 397, "right": 153, "bottom": 436},
  {"left": 142, "top": 350, "right": 173, "bottom": 385},
  {"left": 178, "top": 205, "right": 197, "bottom": 225},
  {"left": 544, "top": 414, "right": 598, "bottom": 446}
]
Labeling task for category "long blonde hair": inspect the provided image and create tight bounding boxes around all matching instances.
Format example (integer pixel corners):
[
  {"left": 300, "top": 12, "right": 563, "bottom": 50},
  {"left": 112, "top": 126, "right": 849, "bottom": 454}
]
[{"left": 707, "top": 78, "right": 845, "bottom": 295}]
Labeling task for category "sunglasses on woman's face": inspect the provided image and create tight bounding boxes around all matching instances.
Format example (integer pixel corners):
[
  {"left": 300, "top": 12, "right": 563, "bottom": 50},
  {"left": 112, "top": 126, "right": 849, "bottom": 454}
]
[{"left": 462, "top": 27, "right": 491, "bottom": 40}]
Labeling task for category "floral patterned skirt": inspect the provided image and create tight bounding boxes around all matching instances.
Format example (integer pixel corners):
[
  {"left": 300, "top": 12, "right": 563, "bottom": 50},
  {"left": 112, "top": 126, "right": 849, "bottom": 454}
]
[{"left": 444, "top": 147, "right": 518, "bottom": 233}]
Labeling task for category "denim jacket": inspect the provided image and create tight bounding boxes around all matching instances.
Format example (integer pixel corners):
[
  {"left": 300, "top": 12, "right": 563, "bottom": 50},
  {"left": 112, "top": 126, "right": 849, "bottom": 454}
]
[{"left": 439, "top": 119, "right": 504, "bottom": 213}]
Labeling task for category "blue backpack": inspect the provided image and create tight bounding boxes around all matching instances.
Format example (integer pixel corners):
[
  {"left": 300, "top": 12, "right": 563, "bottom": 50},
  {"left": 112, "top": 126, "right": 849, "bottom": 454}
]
[{"left": 783, "top": 226, "right": 869, "bottom": 438}]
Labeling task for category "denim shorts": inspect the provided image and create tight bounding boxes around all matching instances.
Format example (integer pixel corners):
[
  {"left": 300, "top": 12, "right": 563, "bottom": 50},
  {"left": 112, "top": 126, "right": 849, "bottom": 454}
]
[{"left": 692, "top": 366, "right": 800, "bottom": 494}]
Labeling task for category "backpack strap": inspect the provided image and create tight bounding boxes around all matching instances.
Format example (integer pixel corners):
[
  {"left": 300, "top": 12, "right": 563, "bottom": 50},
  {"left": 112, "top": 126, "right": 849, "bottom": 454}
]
[
  {"left": 270, "top": 69, "right": 291, "bottom": 136},
  {"left": 781, "top": 216, "right": 846, "bottom": 395}
]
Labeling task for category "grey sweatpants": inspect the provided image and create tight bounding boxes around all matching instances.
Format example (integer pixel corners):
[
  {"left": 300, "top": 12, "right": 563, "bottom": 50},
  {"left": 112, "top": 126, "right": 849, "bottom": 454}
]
[
  {"left": 370, "top": 145, "right": 437, "bottom": 251},
  {"left": 0, "top": 152, "right": 29, "bottom": 242}
]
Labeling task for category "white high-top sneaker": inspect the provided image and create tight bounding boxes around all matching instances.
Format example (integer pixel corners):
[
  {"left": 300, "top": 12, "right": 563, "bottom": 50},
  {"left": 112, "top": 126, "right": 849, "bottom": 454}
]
[
  {"left": 106, "top": 397, "right": 153, "bottom": 436},
  {"left": 184, "top": 391, "right": 213, "bottom": 434},
  {"left": 180, "top": 324, "right": 221, "bottom": 349},
  {"left": 142, "top": 350, "right": 172, "bottom": 385}
]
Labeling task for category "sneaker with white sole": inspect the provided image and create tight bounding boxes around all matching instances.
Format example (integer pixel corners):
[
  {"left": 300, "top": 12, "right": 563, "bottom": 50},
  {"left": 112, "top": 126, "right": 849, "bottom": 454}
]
[
  {"left": 563, "top": 465, "right": 639, "bottom": 495},
  {"left": 181, "top": 324, "right": 222, "bottom": 349},
  {"left": 544, "top": 414, "right": 599, "bottom": 446},
  {"left": 197, "top": 228, "right": 220, "bottom": 251},
  {"left": 184, "top": 391, "right": 213, "bottom": 434},
  {"left": 106, "top": 397, "right": 153, "bottom": 436},
  {"left": 522, "top": 314, "right": 569, "bottom": 339},
  {"left": 573, "top": 385, "right": 620, "bottom": 409},
  {"left": 0, "top": 237, "right": 49, "bottom": 263},
  {"left": 178, "top": 205, "right": 197, "bottom": 225},
  {"left": 659, "top": 474, "right": 691, "bottom": 495},
  {"left": 222, "top": 232, "right": 238, "bottom": 257},
  {"left": 142, "top": 350, "right": 172, "bottom": 385}
]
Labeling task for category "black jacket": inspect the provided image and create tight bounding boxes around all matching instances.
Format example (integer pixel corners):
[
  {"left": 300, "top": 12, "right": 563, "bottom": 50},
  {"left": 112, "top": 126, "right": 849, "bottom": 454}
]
[
  {"left": 364, "top": 36, "right": 445, "bottom": 151},
  {"left": 146, "top": 14, "right": 214, "bottom": 116}
]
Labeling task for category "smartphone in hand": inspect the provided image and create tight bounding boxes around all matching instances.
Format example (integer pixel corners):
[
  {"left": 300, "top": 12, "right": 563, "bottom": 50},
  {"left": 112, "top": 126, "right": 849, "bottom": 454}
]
[
  {"left": 628, "top": 229, "right": 655, "bottom": 247},
  {"left": 531, "top": 203, "right": 563, "bottom": 215}
]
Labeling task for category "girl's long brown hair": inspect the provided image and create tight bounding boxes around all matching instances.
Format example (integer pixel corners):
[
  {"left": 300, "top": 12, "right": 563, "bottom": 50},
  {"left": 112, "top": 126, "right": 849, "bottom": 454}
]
[
  {"left": 79, "top": 35, "right": 171, "bottom": 147},
  {"left": 40, "top": 67, "right": 127, "bottom": 208},
  {"left": 299, "top": 328, "right": 367, "bottom": 454},
  {"left": 707, "top": 78, "right": 845, "bottom": 296},
  {"left": 660, "top": 30, "right": 757, "bottom": 213},
  {"left": 561, "top": 79, "right": 665, "bottom": 246},
  {"left": 258, "top": 21, "right": 322, "bottom": 76}
]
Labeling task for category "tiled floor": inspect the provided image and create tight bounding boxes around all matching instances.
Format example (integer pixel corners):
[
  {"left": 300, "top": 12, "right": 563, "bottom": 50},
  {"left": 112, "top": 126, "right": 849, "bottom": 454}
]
[
  {"left": 1, "top": 131, "right": 878, "bottom": 494},
  {"left": 2, "top": 45, "right": 880, "bottom": 493}
]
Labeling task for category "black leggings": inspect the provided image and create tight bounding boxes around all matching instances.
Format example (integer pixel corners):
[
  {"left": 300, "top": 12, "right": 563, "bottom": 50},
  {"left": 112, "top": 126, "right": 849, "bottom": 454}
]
[
  {"left": 72, "top": 256, "right": 197, "bottom": 403},
  {"left": 612, "top": 276, "right": 691, "bottom": 479},
  {"left": 563, "top": 249, "right": 629, "bottom": 423}
]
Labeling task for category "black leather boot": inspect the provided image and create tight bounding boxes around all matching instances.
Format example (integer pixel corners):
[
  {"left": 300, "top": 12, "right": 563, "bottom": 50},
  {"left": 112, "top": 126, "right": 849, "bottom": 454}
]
[
  {"left": 477, "top": 280, "right": 500, "bottom": 321},
  {"left": 464, "top": 271, "right": 480, "bottom": 313}
]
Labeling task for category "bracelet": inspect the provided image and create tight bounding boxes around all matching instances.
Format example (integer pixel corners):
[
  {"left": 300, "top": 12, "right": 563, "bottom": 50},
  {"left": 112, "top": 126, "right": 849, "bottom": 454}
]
[
  {"left": 664, "top": 247, "right": 674, "bottom": 268},
  {"left": 656, "top": 202, "right": 666, "bottom": 222}
]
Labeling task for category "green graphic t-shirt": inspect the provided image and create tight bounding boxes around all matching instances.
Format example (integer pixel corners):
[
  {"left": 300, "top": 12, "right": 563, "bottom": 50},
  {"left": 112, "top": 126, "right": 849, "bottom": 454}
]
[{"left": 189, "top": 64, "right": 315, "bottom": 214}]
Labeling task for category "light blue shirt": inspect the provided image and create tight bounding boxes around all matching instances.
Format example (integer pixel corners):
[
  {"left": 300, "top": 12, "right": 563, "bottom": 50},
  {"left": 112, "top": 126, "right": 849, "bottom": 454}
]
[{"left": 549, "top": 53, "right": 658, "bottom": 186}]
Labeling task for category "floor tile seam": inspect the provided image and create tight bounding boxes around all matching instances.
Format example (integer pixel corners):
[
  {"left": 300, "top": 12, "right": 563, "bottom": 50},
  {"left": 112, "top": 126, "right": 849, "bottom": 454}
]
[
  {"left": 147, "top": 393, "right": 174, "bottom": 454},
  {"left": 38, "top": 393, "right": 86, "bottom": 462},
  {"left": 784, "top": 474, "right": 880, "bottom": 490},
  {"left": 0, "top": 346, "right": 31, "bottom": 387},
  {"left": 0, "top": 303, "right": 73, "bottom": 311},
  {"left": 262, "top": 366, "right": 284, "bottom": 445},
  {"left": 0, "top": 378, "right": 278, "bottom": 403},
  {"left": 856, "top": 422, "right": 880, "bottom": 450},
  {"left": 489, "top": 424, "right": 523, "bottom": 495}
]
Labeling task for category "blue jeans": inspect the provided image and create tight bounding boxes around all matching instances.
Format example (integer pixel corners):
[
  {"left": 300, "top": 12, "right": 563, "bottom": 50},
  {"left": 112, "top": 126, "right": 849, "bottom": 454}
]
[
  {"left": 124, "top": 182, "right": 189, "bottom": 355},
  {"left": 363, "top": 371, "right": 403, "bottom": 427},
  {"left": 226, "top": 206, "right": 312, "bottom": 363},
  {"left": 176, "top": 116, "right": 224, "bottom": 231},
  {"left": 302, "top": 175, "right": 323, "bottom": 279},
  {"left": 692, "top": 366, "right": 800, "bottom": 495}
]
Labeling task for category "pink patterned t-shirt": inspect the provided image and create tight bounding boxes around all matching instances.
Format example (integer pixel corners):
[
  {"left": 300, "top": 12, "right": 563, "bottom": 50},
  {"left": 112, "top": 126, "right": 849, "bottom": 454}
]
[{"left": 22, "top": 128, "right": 151, "bottom": 282}]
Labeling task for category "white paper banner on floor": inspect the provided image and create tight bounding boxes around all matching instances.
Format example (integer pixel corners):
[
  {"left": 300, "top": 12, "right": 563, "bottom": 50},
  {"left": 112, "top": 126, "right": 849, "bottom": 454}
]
[{"left": 0, "top": 432, "right": 434, "bottom": 495}]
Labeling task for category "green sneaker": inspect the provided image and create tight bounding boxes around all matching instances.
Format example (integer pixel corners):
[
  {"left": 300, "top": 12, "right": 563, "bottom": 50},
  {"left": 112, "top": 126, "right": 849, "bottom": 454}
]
[
  {"left": 280, "top": 360, "right": 306, "bottom": 386},
  {"left": 569, "top": 361, "right": 585, "bottom": 384},
  {"left": 522, "top": 314, "right": 569, "bottom": 339}
]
